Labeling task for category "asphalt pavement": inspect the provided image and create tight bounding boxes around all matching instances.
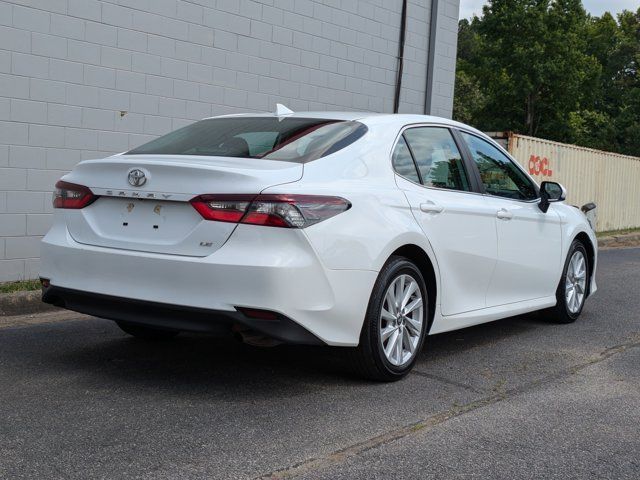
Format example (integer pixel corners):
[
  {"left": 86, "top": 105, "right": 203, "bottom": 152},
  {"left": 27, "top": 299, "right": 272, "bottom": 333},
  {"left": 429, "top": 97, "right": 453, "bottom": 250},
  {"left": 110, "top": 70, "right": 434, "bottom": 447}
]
[{"left": 0, "top": 247, "right": 638, "bottom": 479}]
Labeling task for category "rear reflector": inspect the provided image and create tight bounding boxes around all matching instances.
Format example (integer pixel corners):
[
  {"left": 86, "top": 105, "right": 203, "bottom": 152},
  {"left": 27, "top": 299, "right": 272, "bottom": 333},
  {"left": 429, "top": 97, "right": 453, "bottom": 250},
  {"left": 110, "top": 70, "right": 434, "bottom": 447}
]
[
  {"left": 53, "top": 180, "right": 97, "bottom": 209},
  {"left": 190, "top": 194, "right": 350, "bottom": 228}
]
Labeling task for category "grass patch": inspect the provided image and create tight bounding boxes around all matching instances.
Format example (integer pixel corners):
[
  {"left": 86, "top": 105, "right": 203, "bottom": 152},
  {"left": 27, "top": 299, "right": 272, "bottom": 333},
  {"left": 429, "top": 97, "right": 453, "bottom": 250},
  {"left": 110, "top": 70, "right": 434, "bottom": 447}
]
[
  {"left": 596, "top": 227, "right": 640, "bottom": 238},
  {"left": 0, "top": 279, "right": 41, "bottom": 294}
]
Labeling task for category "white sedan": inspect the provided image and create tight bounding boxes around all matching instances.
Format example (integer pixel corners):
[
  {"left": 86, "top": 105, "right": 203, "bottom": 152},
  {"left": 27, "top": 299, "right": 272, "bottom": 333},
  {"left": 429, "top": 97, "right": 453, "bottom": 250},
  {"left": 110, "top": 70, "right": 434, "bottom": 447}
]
[{"left": 40, "top": 109, "right": 597, "bottom": 381}]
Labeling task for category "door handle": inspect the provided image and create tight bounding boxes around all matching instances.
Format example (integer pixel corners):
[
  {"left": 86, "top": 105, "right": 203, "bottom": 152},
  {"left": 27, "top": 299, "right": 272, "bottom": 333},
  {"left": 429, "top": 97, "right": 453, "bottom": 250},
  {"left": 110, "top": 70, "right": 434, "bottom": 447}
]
[
  {"left": 420, "top": 201, "right": 444, "bottom": 214},
  {"left": 496, "top": 208, "right": 513, "bottom": 220}
]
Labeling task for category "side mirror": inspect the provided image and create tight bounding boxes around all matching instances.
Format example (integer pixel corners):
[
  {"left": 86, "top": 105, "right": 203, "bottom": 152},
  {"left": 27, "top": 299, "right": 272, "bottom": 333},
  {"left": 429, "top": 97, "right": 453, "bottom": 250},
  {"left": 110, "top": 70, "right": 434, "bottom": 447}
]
[{"left": 538, "top": 181, "right": 566, "bottom": 213}]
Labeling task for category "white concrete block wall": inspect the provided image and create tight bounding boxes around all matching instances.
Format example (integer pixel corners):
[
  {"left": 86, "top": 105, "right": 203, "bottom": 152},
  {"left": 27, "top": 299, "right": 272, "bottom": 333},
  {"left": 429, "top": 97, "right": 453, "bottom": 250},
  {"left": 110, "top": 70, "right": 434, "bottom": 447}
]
[
  {"left": 427, "top": 0, "right": 459, "bottom": 118},
  {"left": 0, "top": 0, "right": 459, "bottom": 281}
]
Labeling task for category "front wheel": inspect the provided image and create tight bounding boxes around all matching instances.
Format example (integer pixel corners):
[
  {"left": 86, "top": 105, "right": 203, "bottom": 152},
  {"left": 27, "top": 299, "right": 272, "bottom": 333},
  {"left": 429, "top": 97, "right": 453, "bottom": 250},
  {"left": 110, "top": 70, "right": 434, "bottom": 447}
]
[
  {"left": 349, "top": 256, "right": 428, "bottom": 381},
  {"left": 546, "top": 240, "right": 589, "bottom": 324}
]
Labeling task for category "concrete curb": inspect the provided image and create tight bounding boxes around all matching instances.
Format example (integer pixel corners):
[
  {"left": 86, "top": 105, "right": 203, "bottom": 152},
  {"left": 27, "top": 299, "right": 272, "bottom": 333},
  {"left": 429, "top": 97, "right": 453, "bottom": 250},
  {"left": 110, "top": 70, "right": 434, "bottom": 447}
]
[
  {"left": 598, "top": 233, "right": 640, "bottom": 249},
  {"left": 0, "top": 290, "right": 58, "bottom": 317}
]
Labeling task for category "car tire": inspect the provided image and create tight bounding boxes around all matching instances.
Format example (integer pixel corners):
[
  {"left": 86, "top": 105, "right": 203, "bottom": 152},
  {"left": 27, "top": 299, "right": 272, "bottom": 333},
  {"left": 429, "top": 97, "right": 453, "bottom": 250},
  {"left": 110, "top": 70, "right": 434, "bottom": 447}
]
[
  {"left": 349, "top": 256, "right": 428, "bottom": 382},
  {"left": 546, "top": 240, "right": 589, "bottom": 324},
  {"left": 116, "top": 321, "right": 180, "bottom": 340}
]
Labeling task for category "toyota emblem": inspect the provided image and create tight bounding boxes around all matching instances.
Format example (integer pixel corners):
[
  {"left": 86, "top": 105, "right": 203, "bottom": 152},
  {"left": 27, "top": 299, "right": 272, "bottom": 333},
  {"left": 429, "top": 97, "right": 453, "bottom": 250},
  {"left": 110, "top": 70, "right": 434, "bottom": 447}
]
[{"left": 127, "top": 169, "right": 147, "bottom": 187}]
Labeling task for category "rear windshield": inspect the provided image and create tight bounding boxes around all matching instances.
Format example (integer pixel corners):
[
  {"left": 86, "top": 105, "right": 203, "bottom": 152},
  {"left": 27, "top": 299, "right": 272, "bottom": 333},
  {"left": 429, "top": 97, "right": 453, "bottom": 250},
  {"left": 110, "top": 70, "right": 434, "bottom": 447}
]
[{"left": 126, "top": 117, "right": 368, "bottom": 163}]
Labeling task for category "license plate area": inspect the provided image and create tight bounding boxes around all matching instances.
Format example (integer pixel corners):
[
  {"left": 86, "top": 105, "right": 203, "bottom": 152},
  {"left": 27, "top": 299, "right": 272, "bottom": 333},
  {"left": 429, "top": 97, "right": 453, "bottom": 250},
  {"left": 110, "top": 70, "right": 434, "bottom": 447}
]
[
  {"left": 118, "top": 200, "right": 178, "bottom": 234},
  {"left": 67, "top": 196, "right": 238, "bottom": 256},
  {"left": 83, "top": 197, "right": 202, "bottom": 245}
]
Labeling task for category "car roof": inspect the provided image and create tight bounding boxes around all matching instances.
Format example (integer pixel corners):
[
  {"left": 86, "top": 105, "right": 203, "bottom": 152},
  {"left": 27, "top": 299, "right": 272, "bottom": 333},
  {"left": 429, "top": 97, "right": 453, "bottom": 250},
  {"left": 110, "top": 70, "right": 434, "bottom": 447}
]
[
  {"left": 205, "top": 111, "right": 380, "bottom": 121},
  {"left": 204, "top": 111, "right": 486, "bottom": 137}
]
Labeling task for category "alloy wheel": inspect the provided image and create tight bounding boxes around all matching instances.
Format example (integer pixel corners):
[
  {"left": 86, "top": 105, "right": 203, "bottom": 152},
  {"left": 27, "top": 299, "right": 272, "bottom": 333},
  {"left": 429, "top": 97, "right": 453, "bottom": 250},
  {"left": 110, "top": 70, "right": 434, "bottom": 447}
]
[
  {"left": 379, "top": 274, "right": 424, "bottom": 366},
  {"left": 565, "top": 250, "right": 587, "bottom": 314}
]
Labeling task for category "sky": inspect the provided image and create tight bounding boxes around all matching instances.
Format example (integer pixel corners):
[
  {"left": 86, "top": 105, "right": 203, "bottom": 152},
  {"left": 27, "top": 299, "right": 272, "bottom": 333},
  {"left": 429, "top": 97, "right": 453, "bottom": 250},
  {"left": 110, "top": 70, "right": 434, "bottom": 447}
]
[{"left": 459, "top": 0, "right": 640, "bottom": 19}]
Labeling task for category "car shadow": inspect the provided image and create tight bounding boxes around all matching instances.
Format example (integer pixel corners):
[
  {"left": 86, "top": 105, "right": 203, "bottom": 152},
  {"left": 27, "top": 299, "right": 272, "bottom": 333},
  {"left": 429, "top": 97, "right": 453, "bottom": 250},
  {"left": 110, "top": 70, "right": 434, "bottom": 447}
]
[
  {"left": 422, "top": 311, "right": 552, "bottom": 360},
  {"left": 23, "top": 310, "right": 564, "bottom": 395}
]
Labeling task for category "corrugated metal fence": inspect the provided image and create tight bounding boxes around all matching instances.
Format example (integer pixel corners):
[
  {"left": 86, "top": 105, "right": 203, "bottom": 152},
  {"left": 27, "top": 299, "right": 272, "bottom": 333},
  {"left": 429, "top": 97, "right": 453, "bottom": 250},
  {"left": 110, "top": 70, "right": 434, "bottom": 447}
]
[{"left": 490, "top": 132, "right": 640, "bottom": 232}]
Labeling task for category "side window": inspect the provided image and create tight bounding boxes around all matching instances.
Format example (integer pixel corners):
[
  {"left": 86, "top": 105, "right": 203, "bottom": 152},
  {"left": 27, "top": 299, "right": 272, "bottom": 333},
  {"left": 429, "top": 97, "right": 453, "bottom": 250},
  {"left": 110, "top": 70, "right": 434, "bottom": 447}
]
[
  {"left": 461, "top": 132, "right": 537, "bottom": 201},
  {"left": 403, "top": 127, "right": 471, "bottom": 192},
  {"left": 392, "top": 136, "right": 420, "bottom": 184}
]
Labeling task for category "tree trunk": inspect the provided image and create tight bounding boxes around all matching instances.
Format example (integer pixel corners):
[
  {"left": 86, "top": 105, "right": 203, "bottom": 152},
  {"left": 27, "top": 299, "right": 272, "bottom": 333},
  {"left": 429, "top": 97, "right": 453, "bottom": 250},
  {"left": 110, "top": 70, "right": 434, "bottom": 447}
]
[{"left": 525, "top": 93, "right": 536, "bottom": 135}]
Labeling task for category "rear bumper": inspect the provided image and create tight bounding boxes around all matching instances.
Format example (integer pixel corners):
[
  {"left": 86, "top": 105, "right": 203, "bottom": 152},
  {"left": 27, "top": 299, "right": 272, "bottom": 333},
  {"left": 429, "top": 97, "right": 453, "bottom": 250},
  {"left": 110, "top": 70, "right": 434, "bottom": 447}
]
[
  {"left": 43, "top": 286, "right": 324, "bottom": 345},
  {"left": 39, "top": 220, "right": 378, "bottom": 346}
]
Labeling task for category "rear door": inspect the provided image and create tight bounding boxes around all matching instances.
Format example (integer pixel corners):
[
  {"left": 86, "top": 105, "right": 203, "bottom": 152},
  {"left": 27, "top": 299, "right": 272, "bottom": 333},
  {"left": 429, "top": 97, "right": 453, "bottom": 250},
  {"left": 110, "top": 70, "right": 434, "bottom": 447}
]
[
  {"left": 458, "top": 131, "right": 563, "bottom": 306},
  {"left": 394, "top": 126, "right": 498, "bottom": 316}
]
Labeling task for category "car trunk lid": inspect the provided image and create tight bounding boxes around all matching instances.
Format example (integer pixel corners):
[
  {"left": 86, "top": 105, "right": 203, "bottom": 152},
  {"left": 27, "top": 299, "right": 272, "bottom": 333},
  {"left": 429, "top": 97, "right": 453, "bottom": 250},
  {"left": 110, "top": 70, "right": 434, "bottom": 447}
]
[{"left": 63, "top": 155, "right": 303, "bottom": 256}]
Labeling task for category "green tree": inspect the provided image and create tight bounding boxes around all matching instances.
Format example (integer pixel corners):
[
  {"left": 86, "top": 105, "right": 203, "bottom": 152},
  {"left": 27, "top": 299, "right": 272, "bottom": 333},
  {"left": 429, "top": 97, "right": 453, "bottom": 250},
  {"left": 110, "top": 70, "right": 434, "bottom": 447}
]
[
  {"left": 477, "top": 0, "right": 599, "bottom": 137},
  {"left": 453, "top": 1, "right": 640, "bottom": 156},
  {"left": 453, "top": 69, "right": 486, "bottom": 124},
  {"left": 566, "top": 110, "right": 616, "bottom": 149},
  {"left": 611, "top": 9, "right": 640, "bottom": 155}
]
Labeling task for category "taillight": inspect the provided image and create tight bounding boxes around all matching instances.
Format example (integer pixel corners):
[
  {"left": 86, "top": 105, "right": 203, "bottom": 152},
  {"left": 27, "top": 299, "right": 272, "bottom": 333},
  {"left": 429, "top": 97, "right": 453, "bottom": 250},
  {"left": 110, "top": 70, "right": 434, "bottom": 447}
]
[
  {"left": 190, "top": 195, "right": 255, "bottom": 223},
  {"left": 190, "top": 194, "right": 350, "bottom": 228},
  {"left": 53, "top": 180, "right": 97, "bottom": 209},
  {"left": 243, "top": 195, "right": 350, "bottom": 228}
]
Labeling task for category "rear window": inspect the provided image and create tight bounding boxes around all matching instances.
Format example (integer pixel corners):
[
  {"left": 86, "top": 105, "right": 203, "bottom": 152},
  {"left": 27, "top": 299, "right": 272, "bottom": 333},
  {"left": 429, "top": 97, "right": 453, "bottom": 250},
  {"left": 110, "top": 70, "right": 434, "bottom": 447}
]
[{"left": 127, "top": 117, "right": 368, "bottom": 163}]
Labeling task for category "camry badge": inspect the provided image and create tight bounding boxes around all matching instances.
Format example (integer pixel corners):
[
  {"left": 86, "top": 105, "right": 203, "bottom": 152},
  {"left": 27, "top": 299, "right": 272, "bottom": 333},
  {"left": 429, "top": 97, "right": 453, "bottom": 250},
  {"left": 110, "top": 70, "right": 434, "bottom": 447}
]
[{"left": 128, "top": 169, "right": 147, "bottom": 187}]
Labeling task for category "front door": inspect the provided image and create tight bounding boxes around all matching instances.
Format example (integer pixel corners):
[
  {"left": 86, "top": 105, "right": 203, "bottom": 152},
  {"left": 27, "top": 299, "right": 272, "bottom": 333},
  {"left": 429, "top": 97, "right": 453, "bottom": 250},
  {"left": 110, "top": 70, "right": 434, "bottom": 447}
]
[{"left": 459, "top": 131, "right": 563, "bottom": 306}]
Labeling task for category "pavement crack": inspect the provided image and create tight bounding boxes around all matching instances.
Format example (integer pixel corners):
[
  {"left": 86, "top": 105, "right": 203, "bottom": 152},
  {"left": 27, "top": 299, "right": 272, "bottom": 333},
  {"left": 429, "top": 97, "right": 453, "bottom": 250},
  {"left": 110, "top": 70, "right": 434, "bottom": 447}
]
[
  {"left": 410, "top": 369, "right": 484, "bottom": 394},
  {"left": 255, "top": 338, "right": 640, "bottom": 480}
]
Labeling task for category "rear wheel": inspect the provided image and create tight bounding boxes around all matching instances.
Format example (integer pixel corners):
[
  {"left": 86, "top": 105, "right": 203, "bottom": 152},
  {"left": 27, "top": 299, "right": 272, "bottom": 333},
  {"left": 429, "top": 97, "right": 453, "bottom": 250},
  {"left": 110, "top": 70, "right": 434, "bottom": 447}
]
[
  {"left": 349, "top": 256, "right": 428, "bottom": 381},
  {"left": 546, "top": 240, "right": 589, "bottom": 324},
  {"left": 116, "top": 321, "right": 180, "bottom": 340}
]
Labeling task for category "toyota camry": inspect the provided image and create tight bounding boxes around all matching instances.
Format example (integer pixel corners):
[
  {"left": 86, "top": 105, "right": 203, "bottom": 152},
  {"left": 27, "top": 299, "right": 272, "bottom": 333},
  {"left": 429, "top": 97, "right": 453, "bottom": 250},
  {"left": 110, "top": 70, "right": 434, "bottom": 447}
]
[{"left": 40, "top": 107, "right": 597, "bottom": 381}]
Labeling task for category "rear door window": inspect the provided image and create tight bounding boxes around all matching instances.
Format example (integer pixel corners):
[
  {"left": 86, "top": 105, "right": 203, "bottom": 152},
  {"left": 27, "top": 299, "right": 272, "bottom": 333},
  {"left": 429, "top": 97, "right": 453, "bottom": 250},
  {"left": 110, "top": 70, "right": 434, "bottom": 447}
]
[
  {"left": 403, "top": 127, "right": 471, "bottom": 192},
  {"left": 392, "top": 136, "right": 421, "bottom": 183}
]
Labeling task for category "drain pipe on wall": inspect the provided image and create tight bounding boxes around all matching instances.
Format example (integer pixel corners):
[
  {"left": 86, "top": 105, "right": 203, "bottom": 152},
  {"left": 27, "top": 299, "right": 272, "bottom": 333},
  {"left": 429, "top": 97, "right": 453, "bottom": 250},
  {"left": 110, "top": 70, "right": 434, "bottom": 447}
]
[
  {"left": 393, "top": 0, "right": 408, "bottom": 113},
  {"left": 424, "top": 0, "right": 439, "bottom": 115}
]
